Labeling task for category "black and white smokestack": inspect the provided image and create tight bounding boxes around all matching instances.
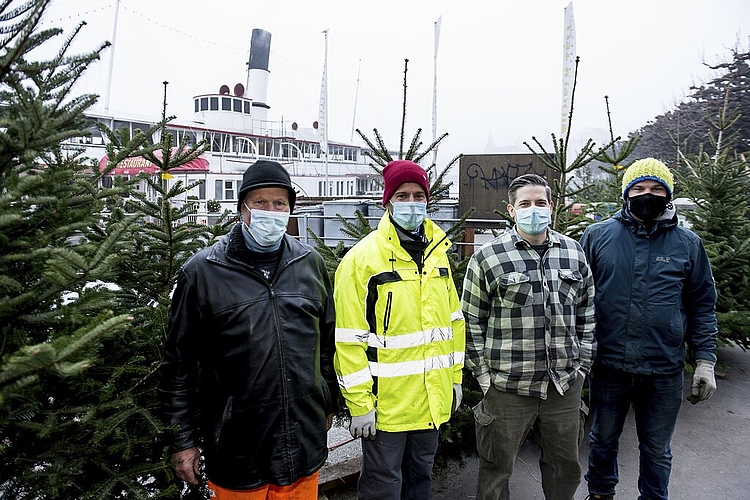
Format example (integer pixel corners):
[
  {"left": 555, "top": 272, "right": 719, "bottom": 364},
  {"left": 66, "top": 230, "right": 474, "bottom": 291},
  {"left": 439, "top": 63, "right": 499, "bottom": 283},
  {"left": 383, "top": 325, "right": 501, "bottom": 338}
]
[{"left": 246, "top": 28, "right": 271, "bottom": 114}]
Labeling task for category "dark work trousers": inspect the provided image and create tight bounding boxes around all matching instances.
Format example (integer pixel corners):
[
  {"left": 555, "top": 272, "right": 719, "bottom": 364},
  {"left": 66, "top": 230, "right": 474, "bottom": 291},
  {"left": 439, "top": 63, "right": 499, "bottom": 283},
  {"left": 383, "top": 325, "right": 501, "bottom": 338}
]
[
  {"left": 357, "top": 428, "right": 440, "bottom": 500},
  {"left": 473, "top": 375, "right": 585, "bottom": 500}
]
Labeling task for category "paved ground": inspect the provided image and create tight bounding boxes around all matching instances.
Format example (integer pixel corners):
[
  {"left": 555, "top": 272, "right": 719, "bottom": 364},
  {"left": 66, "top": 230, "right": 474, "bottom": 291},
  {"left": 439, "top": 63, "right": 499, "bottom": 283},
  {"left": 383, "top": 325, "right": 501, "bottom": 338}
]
[{"left": 323, "top": 345, "right": 750, "bottom": 499}]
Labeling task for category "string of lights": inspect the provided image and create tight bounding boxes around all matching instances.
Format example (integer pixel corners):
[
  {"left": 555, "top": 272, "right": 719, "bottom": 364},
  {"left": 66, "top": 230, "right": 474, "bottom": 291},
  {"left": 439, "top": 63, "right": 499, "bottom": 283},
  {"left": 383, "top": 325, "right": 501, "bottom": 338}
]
[
  {"left": 41, "top": 0, "right": 247, "bottom": 52},
  {"left": 40, "top": 0, "right": 357, "bottom": 86}
]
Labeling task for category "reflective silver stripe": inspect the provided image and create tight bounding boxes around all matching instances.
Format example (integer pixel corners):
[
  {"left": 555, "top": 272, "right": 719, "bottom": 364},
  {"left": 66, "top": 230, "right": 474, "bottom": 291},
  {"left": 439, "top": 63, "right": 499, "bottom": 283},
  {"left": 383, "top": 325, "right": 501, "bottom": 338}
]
[
  {"left": 336, "top": 327, "right": 369, "bottom": 343},
  {"left": 369, "top": 327, "right": 453, "bottom": 349},
  {"left": 453, "top": 351, "right": 465, "bottom": 365},
  {"left": 370, "top": 326, "right": 453, "bottom": 349},
  {"left": 451, "top": 310, "right": 464, "bottom": 322},
  {"left": 338, "top": 366, "right": 373, "bottom": 390},
  {"left": 338, "top": 327, "right": 455, "bottom": 349},
  {"left": 369, "top": 353, "right": 455, "bottom": 378}
]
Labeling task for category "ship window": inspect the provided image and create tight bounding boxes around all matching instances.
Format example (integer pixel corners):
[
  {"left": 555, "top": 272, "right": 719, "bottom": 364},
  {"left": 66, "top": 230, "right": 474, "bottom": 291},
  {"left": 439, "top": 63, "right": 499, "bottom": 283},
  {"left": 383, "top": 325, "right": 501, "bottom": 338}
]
[
  {"left": 233, "top": 99, "right": 242, "bottom": 112},
  {"left": 179, "top": 131, "right": 197, "bottom": 146},
  {"left": 224, "top": 180, "right": 235, "bottom": 200},
  {"left": 222, "top": 97, "right": 231, "bottom": 111},
  {"left": 201, "top": 97, "right": 209, "bottom": 111},
  {"left": 244, "top": 101, "right": 251, "bottom": 114},
  {"left": 113, "top": 120, "right": 130, "bottom": 135}
]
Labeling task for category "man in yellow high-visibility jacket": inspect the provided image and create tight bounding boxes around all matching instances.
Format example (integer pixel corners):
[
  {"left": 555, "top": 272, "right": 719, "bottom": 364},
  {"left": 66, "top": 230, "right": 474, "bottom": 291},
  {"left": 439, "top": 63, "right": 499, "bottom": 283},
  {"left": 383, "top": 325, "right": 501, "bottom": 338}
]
[{"left": 334, "top": 159, "right": 465, "bottom": 500}]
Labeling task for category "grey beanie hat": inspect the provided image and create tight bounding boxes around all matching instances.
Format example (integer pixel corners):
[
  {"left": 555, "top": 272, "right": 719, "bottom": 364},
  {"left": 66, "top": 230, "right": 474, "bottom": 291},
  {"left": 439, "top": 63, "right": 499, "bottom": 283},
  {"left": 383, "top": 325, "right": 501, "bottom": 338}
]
[{"left": 237, "top": 160, "right": 296, "bottom": 212}]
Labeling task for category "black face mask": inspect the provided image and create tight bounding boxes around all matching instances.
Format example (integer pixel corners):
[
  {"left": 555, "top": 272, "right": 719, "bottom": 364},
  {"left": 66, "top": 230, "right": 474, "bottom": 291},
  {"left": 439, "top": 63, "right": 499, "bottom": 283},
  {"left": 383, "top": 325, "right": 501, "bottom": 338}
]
[{"left": 627, "top": 193, "right": 669, "bottom": 221}]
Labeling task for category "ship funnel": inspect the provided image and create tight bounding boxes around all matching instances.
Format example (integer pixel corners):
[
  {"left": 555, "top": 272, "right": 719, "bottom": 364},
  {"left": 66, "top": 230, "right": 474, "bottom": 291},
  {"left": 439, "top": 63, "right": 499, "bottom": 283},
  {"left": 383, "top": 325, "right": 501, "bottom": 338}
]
[{"left": 246, "top": 28, "right": 271, "bottom": 123}]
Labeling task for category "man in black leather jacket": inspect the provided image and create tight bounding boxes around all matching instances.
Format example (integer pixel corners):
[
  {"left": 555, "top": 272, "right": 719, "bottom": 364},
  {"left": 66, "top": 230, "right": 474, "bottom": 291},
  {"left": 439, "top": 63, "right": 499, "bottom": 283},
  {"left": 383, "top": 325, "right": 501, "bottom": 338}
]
[{"left": 159, "top": 160, "right": 338, "bottom": 499}]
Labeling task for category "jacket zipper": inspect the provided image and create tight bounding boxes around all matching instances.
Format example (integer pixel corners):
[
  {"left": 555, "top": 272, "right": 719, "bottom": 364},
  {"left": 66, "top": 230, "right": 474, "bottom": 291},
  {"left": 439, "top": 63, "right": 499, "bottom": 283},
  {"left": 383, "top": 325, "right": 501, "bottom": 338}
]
[{"left": 383, "top": 291, "right": 393, "bottom": 348}]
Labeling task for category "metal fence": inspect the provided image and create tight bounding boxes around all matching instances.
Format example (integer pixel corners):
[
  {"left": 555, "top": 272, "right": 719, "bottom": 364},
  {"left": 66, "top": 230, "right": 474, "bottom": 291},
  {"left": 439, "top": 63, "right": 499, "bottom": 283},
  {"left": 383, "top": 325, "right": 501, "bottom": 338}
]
[{"left": 291, "top": 210, "right": 507, "bottom": 256}]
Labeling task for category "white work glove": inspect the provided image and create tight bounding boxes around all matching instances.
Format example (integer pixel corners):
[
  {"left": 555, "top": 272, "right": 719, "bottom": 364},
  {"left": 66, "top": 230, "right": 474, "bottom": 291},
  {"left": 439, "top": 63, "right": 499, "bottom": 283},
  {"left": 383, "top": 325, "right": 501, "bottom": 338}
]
[
  {"left": 453, "top": 383, "right": 463, "bottom": 412},
  {"left": 349, "top": 409, "right": 376, "bottom": 439},
  {"left": 476, "top": 372, "right": 491, "bottom": 395},
  {"left": 688, "top": 360, "right": 717, "bottom": 404}
]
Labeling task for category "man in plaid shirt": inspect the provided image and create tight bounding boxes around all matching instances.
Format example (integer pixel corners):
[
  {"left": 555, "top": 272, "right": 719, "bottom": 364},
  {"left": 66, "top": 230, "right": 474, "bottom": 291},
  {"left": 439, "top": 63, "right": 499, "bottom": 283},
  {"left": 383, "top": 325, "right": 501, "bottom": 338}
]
[{"left": 461, "top": 173, "right": 596, "bottom": 500}]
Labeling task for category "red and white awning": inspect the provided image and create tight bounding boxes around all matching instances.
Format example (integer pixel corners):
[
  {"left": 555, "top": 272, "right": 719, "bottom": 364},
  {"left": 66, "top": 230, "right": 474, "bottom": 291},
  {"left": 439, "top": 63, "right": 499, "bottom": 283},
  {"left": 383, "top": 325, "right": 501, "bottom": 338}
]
[{"left": 99, "top": 149, "right": 209, "bottom": 175}]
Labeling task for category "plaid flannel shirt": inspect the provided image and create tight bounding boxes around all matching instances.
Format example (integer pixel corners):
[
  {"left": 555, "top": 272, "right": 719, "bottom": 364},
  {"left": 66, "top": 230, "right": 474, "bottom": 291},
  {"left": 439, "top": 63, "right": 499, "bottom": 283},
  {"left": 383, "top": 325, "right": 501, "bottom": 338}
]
[{"left": 461, "top": 227, "right": 596, "bottom": 399}]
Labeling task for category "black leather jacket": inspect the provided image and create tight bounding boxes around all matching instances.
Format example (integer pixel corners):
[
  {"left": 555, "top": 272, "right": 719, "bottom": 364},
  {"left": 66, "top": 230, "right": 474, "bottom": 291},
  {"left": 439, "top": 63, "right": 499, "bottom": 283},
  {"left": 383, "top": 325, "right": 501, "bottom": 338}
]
[{"left": 159, "top": 224, "right": 337, "bottom": 489}]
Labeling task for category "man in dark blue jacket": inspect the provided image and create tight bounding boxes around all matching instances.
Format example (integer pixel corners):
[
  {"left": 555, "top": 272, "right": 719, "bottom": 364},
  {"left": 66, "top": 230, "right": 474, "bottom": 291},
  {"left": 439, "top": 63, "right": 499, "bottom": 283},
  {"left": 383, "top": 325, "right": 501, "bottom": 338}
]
[{"left": 580, "top": 158, "right": 718, "bottom": 500}]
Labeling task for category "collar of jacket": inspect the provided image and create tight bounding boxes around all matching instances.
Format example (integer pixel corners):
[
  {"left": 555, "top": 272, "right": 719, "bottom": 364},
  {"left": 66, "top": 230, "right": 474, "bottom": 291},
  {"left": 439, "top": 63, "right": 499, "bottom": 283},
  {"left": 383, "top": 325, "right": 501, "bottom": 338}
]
[
  {"left": 208, "top": 223, "right": 310, "bottom": 273},
  {"left": 615, "top": 208, "right": 678, "bottom": 236},
  {"left": 376, "top": 212, "right": 450, "bottom": 259},
  {"left": 510, "top": 226, "right": 562, "bottom": 249},
  {"left": 392, "top": 217, "right": 429, "bottom": 249}
]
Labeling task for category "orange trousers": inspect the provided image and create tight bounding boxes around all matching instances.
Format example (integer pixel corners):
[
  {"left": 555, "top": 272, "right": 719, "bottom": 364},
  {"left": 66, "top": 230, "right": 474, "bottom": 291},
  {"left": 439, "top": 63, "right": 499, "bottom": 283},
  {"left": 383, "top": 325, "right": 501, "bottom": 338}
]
[{"left": 207, "top": 472, "right": 319, "bottom": 500}]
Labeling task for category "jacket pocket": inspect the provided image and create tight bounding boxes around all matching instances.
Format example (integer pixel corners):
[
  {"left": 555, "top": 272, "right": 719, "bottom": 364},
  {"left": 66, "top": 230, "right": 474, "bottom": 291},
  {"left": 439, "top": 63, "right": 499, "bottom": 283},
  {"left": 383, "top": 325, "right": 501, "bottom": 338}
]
[
  {"left": 498, "top": 272, "right": 533, "bottom": 307},
  {"left": 472, "top": 399, "right": 495, "bottom": 462},
  {"left": 557, "top": 269, "right": 582, "bottom": 305},
  {"left": 213, "top": 396, "right": 233, "bottom": 447}
]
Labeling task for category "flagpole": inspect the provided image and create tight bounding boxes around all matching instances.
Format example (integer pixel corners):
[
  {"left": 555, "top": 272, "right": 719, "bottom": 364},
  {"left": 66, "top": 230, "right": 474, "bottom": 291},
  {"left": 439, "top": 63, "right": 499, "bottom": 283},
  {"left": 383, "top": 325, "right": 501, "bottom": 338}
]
[
  {"left": 319, "top": 29, "right": 329, "bottom": 197},
  {"left": 431, "top": 16, "right": 442, "bottom": 168},
  {"left": 350, "top": 59, "right": 361, "bottom": 143}
]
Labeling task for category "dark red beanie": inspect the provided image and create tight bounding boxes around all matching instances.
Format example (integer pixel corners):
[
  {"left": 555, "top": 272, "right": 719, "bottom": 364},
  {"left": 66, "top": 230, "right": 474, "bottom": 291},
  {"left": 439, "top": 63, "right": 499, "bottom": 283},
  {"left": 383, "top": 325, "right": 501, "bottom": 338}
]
[{"left": 382, "top": 160, "right": 430, "bottom": 205}]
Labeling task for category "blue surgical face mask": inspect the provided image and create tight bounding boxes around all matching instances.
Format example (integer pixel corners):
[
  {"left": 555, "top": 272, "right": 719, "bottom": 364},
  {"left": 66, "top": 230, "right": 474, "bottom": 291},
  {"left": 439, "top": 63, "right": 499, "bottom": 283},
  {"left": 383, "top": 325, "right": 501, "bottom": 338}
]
[
  {"left": 390, "top": 201, "right": 427, "bottom": 231},
  {"left": 514, "top": 206, "right": 551, "bottom": 236},
  {"left": 242, "top": 205, "right": 290, "bottom": 250}
]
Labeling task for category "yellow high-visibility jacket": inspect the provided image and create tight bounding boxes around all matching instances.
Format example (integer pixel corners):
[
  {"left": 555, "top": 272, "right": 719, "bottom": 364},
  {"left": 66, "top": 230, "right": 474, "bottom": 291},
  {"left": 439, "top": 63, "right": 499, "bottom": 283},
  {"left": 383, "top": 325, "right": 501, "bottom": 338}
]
[{"left": 334, "top": 213, "right": 465, "bottom": 432}]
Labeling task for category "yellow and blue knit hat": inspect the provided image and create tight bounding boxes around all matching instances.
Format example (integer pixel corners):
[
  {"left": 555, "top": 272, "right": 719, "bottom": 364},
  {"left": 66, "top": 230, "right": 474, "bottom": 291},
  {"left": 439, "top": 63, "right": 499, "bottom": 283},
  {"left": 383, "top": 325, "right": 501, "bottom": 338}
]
[{"left": 621, "top": 158, "right": 674, "bottom": 199}]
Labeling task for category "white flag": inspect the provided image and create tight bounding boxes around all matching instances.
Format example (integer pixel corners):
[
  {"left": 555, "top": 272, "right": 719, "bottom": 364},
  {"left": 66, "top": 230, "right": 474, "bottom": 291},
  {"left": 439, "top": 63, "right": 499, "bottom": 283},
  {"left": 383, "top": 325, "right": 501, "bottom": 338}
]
[
  {"left": 561, "top": 2, "right": 576, "bottom": 137},
  {"left": 319, "top": 29, "right": 329, "bottom": 161}
]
